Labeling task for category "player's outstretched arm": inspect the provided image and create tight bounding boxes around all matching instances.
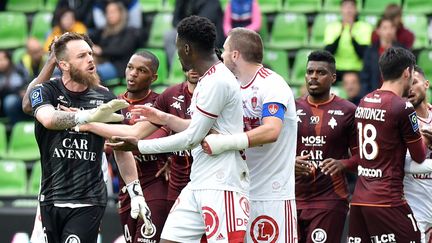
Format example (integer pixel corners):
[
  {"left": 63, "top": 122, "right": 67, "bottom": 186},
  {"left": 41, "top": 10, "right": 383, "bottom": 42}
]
[
  {"left": 79, "top": 119, "right": 159, "bottom": 140},
  {"left": 405, "top": 155, "right": 432, "bottom": 174},
  {"left": 108, "top": 111, "right": 214, "bottom": 154},
  {"left": 22, "top": 51, "right": 57, "bottom": 115},
  {"left": 132, "top": 105, "right": 190, "bottom": 133},
  {"left": 35, "top": 99, "right": 128, "bottom": 130}
]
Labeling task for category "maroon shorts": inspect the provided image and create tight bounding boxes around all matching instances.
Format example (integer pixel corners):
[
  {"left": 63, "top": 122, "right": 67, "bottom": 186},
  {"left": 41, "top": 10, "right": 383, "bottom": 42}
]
[
  {"left": 348, "top": 204, "right": 420, "bottom": 243},
  {"left": 119, "top": 199, "right": 169, "bottom": 243},
  {"left": 297, "top": 208, "right": 347, "bottom": 243}
]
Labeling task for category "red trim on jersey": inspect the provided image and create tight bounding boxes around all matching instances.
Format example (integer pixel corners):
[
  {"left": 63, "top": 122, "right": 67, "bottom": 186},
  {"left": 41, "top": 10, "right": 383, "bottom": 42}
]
[
  {"left": 285, "top": 201, "right": 288, "bottom": 243},
  {"left": 227, "top": 230, "right": 246, "bottom": 242},
  {"left": 350, "top": 202, "right": 393, "bottom": 207},
  {"left": 199, "top": 61, "right": 221, "bottom": 82},
  {"left": 196, "top": 105, "right": 218, "bottom": 119},
  {"left": 241, "top": 65, "right": 265, "bottom": 89}
]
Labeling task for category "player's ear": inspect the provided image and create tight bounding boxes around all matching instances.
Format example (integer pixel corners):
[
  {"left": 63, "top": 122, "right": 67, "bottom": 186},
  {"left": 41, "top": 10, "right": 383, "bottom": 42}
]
[
  {"left": 184, "top": 43, "right": 190, "bottom": 56},
  {"left": 58, "top": 60, "right": 69, "bottom": 71},
  {"left": 151, "top": 73, "right": 158, "bottom": 83}
]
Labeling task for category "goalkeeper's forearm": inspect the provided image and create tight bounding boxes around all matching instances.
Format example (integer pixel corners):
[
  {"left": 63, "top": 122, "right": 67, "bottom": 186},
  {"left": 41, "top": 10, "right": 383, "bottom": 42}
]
[{"left": 405, "top": 156, "right": 432, "bottom": 174}]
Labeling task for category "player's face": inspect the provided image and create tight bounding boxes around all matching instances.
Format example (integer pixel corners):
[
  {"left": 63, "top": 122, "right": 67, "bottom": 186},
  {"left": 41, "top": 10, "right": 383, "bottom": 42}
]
[
  {"left": 408, "top": 71, "right": 429, "bottom": 107},
  {"left": 63, "top": 40, "right": 99, "bottom": 87},
  {"left": 305, "top": 61, "right": 336, "bottom": 97},
  {"left": 175, "top": 35, "right": 192, "bottom": 72},
  {"left": 221, "top": 37, "right": 238, "bottom": 75},
  {"left": 125, "top": 54, "right": 155, "bottom": 93}
]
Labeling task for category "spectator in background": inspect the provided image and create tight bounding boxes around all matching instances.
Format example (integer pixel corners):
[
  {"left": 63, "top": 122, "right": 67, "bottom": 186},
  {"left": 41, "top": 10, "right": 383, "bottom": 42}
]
[
  {"left": 0, "top": 50, "right": 29, "bottom": 124},
  {"left": 55, "top": 0, "right": 95, "bottom": 28},
  {"left": 90, "top": 1, "right": 139, "bottom": 83},
  {"left": 342, "top": 71, "right": 361, "bottom": 105},
  {"left": 360, "top": 17, "right": 400, "bottom": 96},
  {"left": 324, "top": 0, "right": 372, "bottom": 80},
  {"left": 44, "top": 7, "right": 87, "bottom": 52},
  {"left": 93, "top": 0, "right": 142, "bottom": 29},
  {"left": 223, "top": 0, "right": 261, "bottom": 37},
  {"left": 18, "top": 38, "right": 47, "bottom": 81},
  {"left": 164, "top": 0, "right": 224, "bottom": 66},
  {"left": 371, "top": 4, "right": 414, "bottom": 50}
]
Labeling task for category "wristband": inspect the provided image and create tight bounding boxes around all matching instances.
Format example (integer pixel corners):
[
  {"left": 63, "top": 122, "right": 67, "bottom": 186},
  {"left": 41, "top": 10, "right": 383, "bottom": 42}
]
[{"left": 126, "top": 179, "right": 143, "bottom": 198}]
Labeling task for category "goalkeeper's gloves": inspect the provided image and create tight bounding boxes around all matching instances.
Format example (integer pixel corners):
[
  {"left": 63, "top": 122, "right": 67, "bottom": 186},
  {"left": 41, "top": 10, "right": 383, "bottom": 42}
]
[
  {"left": 203, "top": 133, "right": 249, "bottom": 155},
  {"left": 75, "top": 99, "right": 129, "bottom": 125},
  {"left": 126, "top": 179, "right": 155, "bottom": 237}
]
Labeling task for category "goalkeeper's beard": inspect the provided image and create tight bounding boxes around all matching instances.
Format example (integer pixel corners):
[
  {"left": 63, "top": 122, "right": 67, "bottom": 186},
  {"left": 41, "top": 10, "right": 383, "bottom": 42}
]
[{"left": 70, "top": 64, "right": 100, "bottom": 88}]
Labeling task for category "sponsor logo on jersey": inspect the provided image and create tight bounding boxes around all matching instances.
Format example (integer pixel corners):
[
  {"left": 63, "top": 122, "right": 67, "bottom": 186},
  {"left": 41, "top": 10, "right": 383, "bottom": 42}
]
[
  {"left": 409, "top": 111, "right": 419, "bottom": 132},
  {"left": 358, "top": 165, "right": 382, "bottom": 178},
  {"left": 405, "top": 101, "right": 414, "bottom": 109},
  {"left": 364, "top": 97, "right": 382, "bottom": 103},
  {"left": 56, "top": 95, "right": 69, "bottom": 105},
  {"left": 311, "top": 228, "right": 327, "bottom": 243},
  {"left": 328, "top": 110, "right": 344, "bottom": 115},
  {"left": 250, "top": 215, "right": 279, "bottom": 243},
  {"left": 216, "top": 233, "right": 226, "bottom": 240},
  {"left": 65, "top": 234, "right": 81, "bottom": 243},
  {"left": 370, "top": 233, "right": 396, "bottom": 243},
  {"left": 301, "top": 136, "right": 326, "bottom": 146},
  {"left": 348, "top": 237, "right": 361, "bottom": 243},
  {"left": 328, "top": 117, "right": 338, "bottom": 129},
  {"left": 202, "top": 206, "right": 219, "bottom": 239},
  {"left": 268, "top": 104, "right": 279, "bottom": 115},
  {"left": 310, "top": 116, "right": 320, "bottom": 124},
  {"left": 31, "top": 88, "right": 43, "bottom": 107},
  {"left": 89, "top": 99, "right": 104, "bottom": 106},
  {"left": 297, "top": 109, "right": 306, "bottom": 116}
]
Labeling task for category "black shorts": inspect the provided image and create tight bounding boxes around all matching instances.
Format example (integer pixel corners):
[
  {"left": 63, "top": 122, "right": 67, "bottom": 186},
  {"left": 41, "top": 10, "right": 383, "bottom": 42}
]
[{"left": 40, "top": 205, "right": 105, "bottom": 243}]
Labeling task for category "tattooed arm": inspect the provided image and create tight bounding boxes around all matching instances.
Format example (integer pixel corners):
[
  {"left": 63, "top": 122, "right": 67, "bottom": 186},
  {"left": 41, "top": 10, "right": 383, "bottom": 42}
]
[{"left": 35, "top": 105, "right": 78, "bottom": 130}]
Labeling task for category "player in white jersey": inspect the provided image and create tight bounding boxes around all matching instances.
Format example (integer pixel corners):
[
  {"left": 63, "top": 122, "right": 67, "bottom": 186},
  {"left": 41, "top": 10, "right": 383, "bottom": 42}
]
[
  {"left": 107, "top": 16, "right": 250, "bottom": 242},
  {"left": 404, "top": 66, "right": 432, "bottom": 243},
  {"left": 202, "top": 28, "right": 298, "bottom": 242}
]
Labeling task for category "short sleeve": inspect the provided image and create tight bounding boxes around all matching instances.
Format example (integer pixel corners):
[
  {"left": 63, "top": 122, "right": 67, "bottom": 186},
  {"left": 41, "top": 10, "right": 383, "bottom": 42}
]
[
  {"left": 154, "top": 90, "right": 168, "bottom": 113},
  {"left": 261, "top": 76, "right": 290, "bottom": 109},
  {"left": 29, "top": 84, "right": 55, "bottom": 114},
  {"left": 195, "top": 79, "right": 227, "bottom": 119},
  {"left": 398, "top": 101, "right": 422, "bottom": 143}
]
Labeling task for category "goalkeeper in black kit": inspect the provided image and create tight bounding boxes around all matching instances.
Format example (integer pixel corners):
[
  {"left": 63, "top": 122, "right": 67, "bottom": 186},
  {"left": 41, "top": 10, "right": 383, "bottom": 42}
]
[{"left": 24, "top": 32, "right": 152, "bottom": 243}]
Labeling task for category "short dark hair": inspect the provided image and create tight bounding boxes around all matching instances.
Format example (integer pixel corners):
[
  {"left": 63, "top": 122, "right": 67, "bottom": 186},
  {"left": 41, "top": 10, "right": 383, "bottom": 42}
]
[
  {"left": 379, "top": 47, "right": 416, "bottom": 81},
  {"left": 307, "top": 50, "right": 336, "bottom": 73},
  {"left": 53, "top": 32, "right": 93, "bottom": 61},
  {"left": 177, "top": 15, "right": 216, "bottom": 53},
  {"left": 227, "top": 27, "right": 263, "bottom": 63},
  {"left": 414, "top": 65, "right": 426, "bottom": 79},
  {"left": 134, "top": 50, "right": 159, "bottom": 74}
]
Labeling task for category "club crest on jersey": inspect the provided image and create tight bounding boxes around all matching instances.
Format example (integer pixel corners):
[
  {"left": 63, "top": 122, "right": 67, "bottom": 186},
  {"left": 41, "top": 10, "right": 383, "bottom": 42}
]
[
  {"left": 30, "top": 88, "right": 43, "bottom": 107},
  {"left": 251, "top": 96, "right": 257, "bottom": 109},
  {"left": 268, "top": 104, "right": 279, "bottom": 115},
  {"left": 311, "top": 228, "right": 327, "bottom": 243},
  {"left": 409, "top": 111, "right": 419, "bottom": 132},
  {"left": 202, "top": 206, "right": 219, "bottom": 239}
]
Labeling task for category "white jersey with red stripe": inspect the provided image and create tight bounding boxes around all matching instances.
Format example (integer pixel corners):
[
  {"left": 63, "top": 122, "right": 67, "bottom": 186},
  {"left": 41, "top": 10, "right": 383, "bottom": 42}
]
[
  {"left": 188, "top": 62, "right": 249, "bottom": 194},
  {"left": 241, "top": 66, "right": 297, "bottom": 200},
  {"left": 404, "top": 105, "right": 432, "bottom": 242}
]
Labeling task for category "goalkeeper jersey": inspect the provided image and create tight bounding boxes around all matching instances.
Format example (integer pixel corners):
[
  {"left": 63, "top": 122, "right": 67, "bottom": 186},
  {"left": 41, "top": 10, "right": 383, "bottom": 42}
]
[{"left": 30, "top": 78, "right": 115, "bottom": 206}]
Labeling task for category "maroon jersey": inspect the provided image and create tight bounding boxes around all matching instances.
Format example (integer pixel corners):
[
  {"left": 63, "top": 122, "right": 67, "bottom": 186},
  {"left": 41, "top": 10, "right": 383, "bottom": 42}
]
[
  {"left": 352, "top": 90, "right": 422, "bottom": 207},
  {"left": 117, "top": 90, "right": 169, "bottom": 213},
  {"left": 154, "top": 82, "right": 193, "bottom": 201},
  {"left": 295, "top": 95, "right": 357, "bottom": 212}
]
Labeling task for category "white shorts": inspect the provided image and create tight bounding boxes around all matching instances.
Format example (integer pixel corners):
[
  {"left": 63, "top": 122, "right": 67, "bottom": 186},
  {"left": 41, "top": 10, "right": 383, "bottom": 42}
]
[
  {"left": 246, "top": 199, "right": 298, "bottom": 243},
  {"left": 161, "top": 186, "right": 250, "bottom": 242},
  {"left": 416, "top": 217, "right": 432, "bottom": 243}
]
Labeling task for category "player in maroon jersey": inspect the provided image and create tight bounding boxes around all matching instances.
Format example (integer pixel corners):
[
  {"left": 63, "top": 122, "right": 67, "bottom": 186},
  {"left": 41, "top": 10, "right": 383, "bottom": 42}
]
[
  {"left": 346, "top": 47, "right": 426, "bottom": 242},
  {"left": 295, "top": 50, "right": 357, "bottom": 243}
]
